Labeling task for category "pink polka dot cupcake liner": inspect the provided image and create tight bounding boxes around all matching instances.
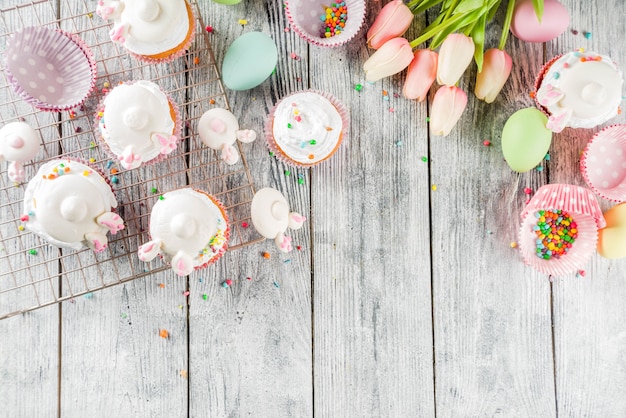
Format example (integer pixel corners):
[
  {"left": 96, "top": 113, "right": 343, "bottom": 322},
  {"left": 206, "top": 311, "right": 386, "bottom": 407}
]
[
  {"left": 4, "top": 26, "right": 97, "bottom": 112},
  {"left": 519, "top": 184, "right": 605, "bottom": 277},
  {"left": 580, "top": 124, "right": 626, "bottom": 202},
  {"left": 285, "top": 0, "right": 366, "bottom": 48}
]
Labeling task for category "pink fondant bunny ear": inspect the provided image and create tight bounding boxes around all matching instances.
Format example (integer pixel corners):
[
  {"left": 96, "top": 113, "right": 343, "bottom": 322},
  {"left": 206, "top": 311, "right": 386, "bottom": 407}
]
[
  {"left": 275, "top": 232, "right": 293, "bottom": 252},
  {"left": 138, "top": 238, "right": 162, "bottom": 262},
  {"left": 288, "top": 212, "right": 306, "bottom": 230},
  {"left": 97, "top": 212, "right": 125, "bottom": 234},
  {"left": 85, "top": 231, "right": 109, "bottom": 253},
  {"left": 236, "top": 129, "right": 256, "bottom": 143},
  {"left": 221, "top": 143, "right": 240, "bottom": 165},
  {"left": 171, "top": 250, "right": 194, "bottom": 276}
]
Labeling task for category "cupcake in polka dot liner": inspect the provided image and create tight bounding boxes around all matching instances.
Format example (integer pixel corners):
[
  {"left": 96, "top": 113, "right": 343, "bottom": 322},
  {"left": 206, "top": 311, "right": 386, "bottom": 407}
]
[
  {"left": 580, "top": 125, "right": 626, "bottom": 202},
  {"left": 4, "top": 26, "right": 97, "bottom": 111},
  {"left": 285, "top": 0, "right": 366, "bottom": 47},
  {"left": 265, "top": 90, "right": 348, "bottom": 168},
  {"left": 518, "top": 184, "right": 605, "bottom": 277}
]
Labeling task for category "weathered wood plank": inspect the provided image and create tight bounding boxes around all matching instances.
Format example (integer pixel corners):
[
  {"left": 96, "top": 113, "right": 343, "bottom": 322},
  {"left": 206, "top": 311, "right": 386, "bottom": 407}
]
[
  {"left": 56, "top": 1, "right": 188, "bottom": 416},
  {"left": 548, "top": 1, "right": 626, "bottom": 416},
  {"left": 428, "top": 5, "right": 557, "bottom": 416},
  {"left": 0, "top": 1, "right": 60, "bottom": 417},
  {"left": 312, "top": 2, "right": 436, "bottom": 416},
  {"left": 188, "top": 1, "right": 313, "bottom": 417}
]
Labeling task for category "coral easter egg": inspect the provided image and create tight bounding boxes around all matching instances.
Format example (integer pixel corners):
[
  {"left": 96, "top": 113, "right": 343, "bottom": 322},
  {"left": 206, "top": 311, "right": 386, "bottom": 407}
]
[
  {"left": 222, "top": 32, "right": 278, "bottom": 91},
  {"left": 502, "top": 108, "right": 552, "bottom": 173},
  {"left": 598, "top": 203, "right": 626, "bottom": 259},
  {"left": 510, "top": 0, "right": 570, "bottom": 43}
]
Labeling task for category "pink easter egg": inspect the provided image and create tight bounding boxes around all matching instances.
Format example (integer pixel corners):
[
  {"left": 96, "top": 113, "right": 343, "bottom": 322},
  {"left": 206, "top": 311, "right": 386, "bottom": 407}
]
[{"left": 510, "top": 0, "right": 570, "bottom": 43}]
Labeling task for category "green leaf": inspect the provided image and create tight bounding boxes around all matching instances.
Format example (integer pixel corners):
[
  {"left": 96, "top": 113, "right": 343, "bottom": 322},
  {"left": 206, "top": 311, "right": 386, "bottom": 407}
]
[
  {"left": 532, "top": 0, "right": 544, "bottom": 22},
  {"left": 472, "top": 12, "right": 487, "bottom": 72},
  {"left": 486, "top": 0, "right": 502, "bottom": 22},
  {"left": 409, "top": 0, "right": 445, "bottom": 14},
  {"left": 428, "top": 10, "right": 482, "bottom": 48},
  {"left": 499, "top": 0, "right": 516, "bottom": 49},
  {"left": 455, "top": 0, "right": 484, "bottom": 14}
]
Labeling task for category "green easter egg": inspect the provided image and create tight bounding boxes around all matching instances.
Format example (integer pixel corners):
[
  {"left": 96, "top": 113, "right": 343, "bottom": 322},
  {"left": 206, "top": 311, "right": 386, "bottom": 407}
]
[
  {"left": 212, "top": 0, "right": 242, "bottom": 4},
  {"left": 222, "top": 32, "right": 277, "bottom": 91},
  {"left": 502, "top": 108, "right": 552, "bottom": 172}
]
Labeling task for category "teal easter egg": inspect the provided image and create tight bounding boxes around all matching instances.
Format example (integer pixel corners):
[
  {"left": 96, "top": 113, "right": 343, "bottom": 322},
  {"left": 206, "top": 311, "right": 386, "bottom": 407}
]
[
  {"left": 222, "top": 32, "right": 277, "bottom": 91},
  {"left": 502, "top": 108, "right": 552, "bottom": 172}
]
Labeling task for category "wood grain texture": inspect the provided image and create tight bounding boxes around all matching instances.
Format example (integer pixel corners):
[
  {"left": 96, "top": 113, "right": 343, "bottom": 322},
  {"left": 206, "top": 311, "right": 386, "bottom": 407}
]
[
  {"left": 428, "top": 6, "right": 557, "bottom": 417},
  {"left": 188, "top": 1, "right": 312, "bottom": 417},
  {"left": 312, "top": 2, "right": 435, "bottom": 416},
  {"left": 0, "top": 2, "right": 60, "bottom": 417},
  {"left": 547, "top": 1, "right": 626, "bottom": 416}
]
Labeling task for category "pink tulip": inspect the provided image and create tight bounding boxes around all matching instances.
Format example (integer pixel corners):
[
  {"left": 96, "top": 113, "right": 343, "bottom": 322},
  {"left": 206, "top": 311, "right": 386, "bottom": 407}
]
[
  {"left": 430, "top": 86, "right": 467, "bottom": 136},
  {"left": 436, "top": 34, "right": 475, "bottom": 86},
  {"left": 367, "top": 0, "right": 414, "bottom": 49},
  {"left": 474, "top": 48, "right": 513, "bottom": 103},
  {"left": 403, "top": 49, "right": 438, "bottom": 101},
  {"left": 363, "top": 37, "right": 414, "bottom": 82}
]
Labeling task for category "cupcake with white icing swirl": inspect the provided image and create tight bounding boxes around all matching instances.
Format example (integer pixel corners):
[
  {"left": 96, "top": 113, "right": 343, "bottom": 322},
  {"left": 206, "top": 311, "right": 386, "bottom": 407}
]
[{"left": 265, "top": 90, "right": 348, "bottom": 167}]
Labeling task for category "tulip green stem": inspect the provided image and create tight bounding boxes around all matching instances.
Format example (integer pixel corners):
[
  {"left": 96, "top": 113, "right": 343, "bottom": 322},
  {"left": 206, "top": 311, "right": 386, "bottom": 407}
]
[
  {"left": 498, "top": 0, "right": 515, "bottom": 50},
  {"left": 409, "top": 10, "right": 471, "bottom": 48}
]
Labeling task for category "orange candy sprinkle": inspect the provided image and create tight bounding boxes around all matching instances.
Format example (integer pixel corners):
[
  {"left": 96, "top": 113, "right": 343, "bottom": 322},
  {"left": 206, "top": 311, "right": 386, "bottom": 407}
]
[{"left": 159, "top": 329, "right": 169, "bottom": 338}]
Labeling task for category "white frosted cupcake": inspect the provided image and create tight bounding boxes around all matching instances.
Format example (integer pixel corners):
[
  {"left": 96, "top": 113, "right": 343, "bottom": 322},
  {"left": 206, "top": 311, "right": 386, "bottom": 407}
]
[
  {"left": 137, "top": 188, "right": 230, "bottom": 276},
  {"left": 95, "top": 80, "right": 181, "bottom": 170},
  {"left": 23, "top": 159, "right": 124, "bottom": 253},
  {"left": 534, "top": 50, "right": 623, "bottom": 132},
  {"left": 265, "top": 90, "right": 348, "bottom": 167},
  {"left": 96, "top": 0, "right": 196, "bottom": 63}
]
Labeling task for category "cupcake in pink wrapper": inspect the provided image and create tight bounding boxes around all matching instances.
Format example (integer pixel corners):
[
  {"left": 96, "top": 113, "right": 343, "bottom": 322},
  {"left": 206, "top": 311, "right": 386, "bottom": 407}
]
[
  {"left": 580, "top": 125, "right": 626, "bottom": 202},
  {"left": 285, "top": 0, "right": 366, "bottom": 47},
  {"left": 96, "top": 0, "right": 196, "bottom": 63},
  {"left": 23, "top": 159, "right": 124, "bottom": 253},
  {"left": 137, "top": 188, "right": 230, "bottom": 276},
  {"left": 533, "top": 50, "right": 623, "bottom": 133},
  {"left": 265, "top": 89, "right": 349, "bottom": 168},
  {"left": 95, "top": 80, "right": 182, "bottom": 170},
  {"left": 519, "top": 184, "right": 605, "bottom": 277},
  {"left": 4, "top": 26, "right": 97, "bottom": 111}
]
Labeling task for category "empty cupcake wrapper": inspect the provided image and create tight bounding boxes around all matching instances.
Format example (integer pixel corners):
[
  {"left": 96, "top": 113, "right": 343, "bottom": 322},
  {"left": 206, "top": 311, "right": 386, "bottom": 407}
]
[
  {"left": 580, "top": 124, "right": 626, "bottom": 202},
  {"left": 4, "top": 26, "right": 97, "bottom": 111},
  {"left": 285, "top": 0, "right": 366, "bottom": 48},
  {"left": 519, "top": 184, "right": 605, "bottom": 277}
]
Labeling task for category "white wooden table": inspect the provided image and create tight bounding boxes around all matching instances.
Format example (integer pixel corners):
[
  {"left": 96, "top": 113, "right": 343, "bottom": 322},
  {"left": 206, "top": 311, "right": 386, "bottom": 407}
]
[{"left": 1, "top": 0, "right": 625, "bottom": 416}]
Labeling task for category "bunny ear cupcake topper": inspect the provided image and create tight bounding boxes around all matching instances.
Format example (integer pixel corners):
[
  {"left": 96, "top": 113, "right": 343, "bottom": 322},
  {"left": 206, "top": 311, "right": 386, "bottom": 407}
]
[
  {"left": 198, "top": 108, "right": 256, "bottom": 165},
  {"left": 251, "top": 187, "right": 306, "bottom": 253},
  {"left": 0, "top": 122, "right": 40, "bottom": 183}
]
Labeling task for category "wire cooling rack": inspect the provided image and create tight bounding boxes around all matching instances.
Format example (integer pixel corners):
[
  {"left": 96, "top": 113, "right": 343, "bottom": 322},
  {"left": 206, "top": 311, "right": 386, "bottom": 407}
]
[{"left": 0, "top": 0, "right": 263, "bottom": 319}]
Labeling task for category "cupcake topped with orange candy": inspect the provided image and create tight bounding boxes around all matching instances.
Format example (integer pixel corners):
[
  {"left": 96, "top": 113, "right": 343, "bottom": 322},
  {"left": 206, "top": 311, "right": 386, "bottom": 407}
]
[{"left": 96, "top": 0, "right": 195, "bottom": 62}]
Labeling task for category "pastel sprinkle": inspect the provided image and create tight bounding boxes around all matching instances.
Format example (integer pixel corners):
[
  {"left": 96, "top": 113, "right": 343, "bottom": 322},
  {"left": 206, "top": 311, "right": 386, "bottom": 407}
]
[
  {"left": 533, "top": 209, "right": 577, "bottom": 260},
  {"left": 483, "top": 140, "right": 491, "bottom": 146},
  {"left": 298, "top": 177, "right": 305, "bottom": 185},
  {"left": 263, "top": 252, "right": 271, "bottom": 259},
  {"left": 159, "top": 329, "right": 169, "bottom": 338},
  {"left": 510, "top": 241, "right": 518, "bottom": 248},
  {"left": 221, "top": 282, "right": 229, "bottom": 288},
  {"left": 202, "top": 294, "right": 208, "bottom": 300},
  {"left": 18, "top": 225, "right": 25, "bottom": 231},
  {"left": 285, "top": 170, "right": 291, "bottom": 176},
  {"left": 238, "top": 19, "right": 248, "bottom": 25},
  {"left": 431, "top": 184, "right": 437, "bottom": 191},
  {"left": 584, "top": 31, "right": 592, "bottom": 39},
  {"left": 84, "top": 292, "right": 93, "bottom": 299},
  {"left": 151, "top": 187, "right": 158, "bottom": 194},
  {"left": 354, "top": 84, "right": 363, "bottom": 91},
  {"left": 536, "top": 166, "right": 544, "bottom": 172},
  {"left": 523, "top": 187, "right": 533, "bottom": 195},
  {"left": 544, "top": 153, "right": 551, "bottom": 161},
  {"left": 159, "top": 283, "right": 165, "bottom": 288},
  {"left": 241, "top": 222, "right": 249, "bottom": 228},
  {"left": 159, "top": 195, "right": 165, "bottom": 200},
  {"left": 111, "top": 175, "right": 119, "bottom": 184},
  {"left": 421, "top": 156, "right": 428, "bottom": 162},
  {"left": 425, "top": 117, "right": 430, "bottom": 122},
  {"left": 183, "top": 291, "right": 190, "bottom": 296},
  {"left": 106, "top": 161, "right": 114, "bottom": 169},
  {"left": 89, "top": 158, "right": 95, "bottom": 163},
  {"left": 29, "top": 249, "right": 37, "bottom": 255},
  {"left": 395, "top": 140, "right": 403, "bottom": 147},
  {"left": 273, "top": 281, "right": 280, "bottom": 288},
  {"left": 205, "top": 25, "right": 213, "bottom": 32},
  {"left": 225, "top": 279, "right": 233, "bottom": 286},
  {"left": 309, "top": 139, "right": 317, "bottom": 145}
]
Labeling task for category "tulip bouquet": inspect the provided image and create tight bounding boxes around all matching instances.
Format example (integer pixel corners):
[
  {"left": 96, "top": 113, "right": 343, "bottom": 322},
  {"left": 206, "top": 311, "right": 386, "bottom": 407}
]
[{"left": 364, "top": 0, "right": 545, "bottom": 136}]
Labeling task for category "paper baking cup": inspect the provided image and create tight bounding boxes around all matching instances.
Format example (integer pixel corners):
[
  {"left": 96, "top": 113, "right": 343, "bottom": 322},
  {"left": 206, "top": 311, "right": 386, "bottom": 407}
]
[
  {"left": 533, "top": 54, "right": 562, "bottom": 116},
  {"left": 285, "top": 0, "right": 366, "bottom": 47},
  {"left": 122, "top": 0, "right": 196, "bottom": 64},
  {"left": 580, "top": 124, "right": 626, "bottom": 202},
  {"left": 94, "top": 81, "right": 182, "bottom": 170},
  {"left": 149, "top": 189, "right": 230, "bottom": 271},
  {"left": 4, "top": 26, "right": 96, "bottom": 111},
  {"left": 519, "top": 184, "right": 605, "bottom": 277},
  {"left": 264, "top": 89, "right": 349, "bottom": 168}
]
